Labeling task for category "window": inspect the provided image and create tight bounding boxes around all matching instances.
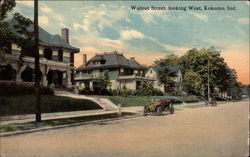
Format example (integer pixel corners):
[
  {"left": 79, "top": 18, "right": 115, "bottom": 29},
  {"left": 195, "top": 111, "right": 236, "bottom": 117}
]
[{"left": 63, "top": 57, "right": 70, "bottom": 62}]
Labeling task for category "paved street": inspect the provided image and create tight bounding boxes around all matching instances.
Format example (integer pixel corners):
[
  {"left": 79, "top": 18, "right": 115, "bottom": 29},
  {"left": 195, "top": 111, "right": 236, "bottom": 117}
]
[{"left": 1, "top": 100, "right": 249, "bottom": 157}]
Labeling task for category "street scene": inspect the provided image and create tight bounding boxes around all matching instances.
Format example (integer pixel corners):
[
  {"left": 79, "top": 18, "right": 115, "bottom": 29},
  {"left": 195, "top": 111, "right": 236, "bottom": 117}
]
[
  {"left": 1, "top": 100, "right": 249, "bottom": 157},
  {"left": 0, "top": 1, "right": 249, "bottom": 157}
]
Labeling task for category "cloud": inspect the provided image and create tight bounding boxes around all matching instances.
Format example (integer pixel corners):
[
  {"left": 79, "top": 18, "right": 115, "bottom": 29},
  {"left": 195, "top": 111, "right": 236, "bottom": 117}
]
[
  {"left": 74, "top": 4, "right": 130, "bottom": 34},
  {"left": 238, "top": 18, "right": 249, "bottom": 25},
  {"left": 39, "top": 16, "right": 49, "bottom": 26},
  {"left": 40, "top": 4, "right": 52, "bottom": 13},
  {"left": 120, "top": 30, "right": 145, "bottom": 40},
  {"left": 132, "top": 9, "right": 170, "bottom": 24},
  {"left": 40, "top": 3, "right": 64, "bottom": 22},
  {"left": 162, "top": 44, "right": 190, "bottom": 56},
  {"left": 59, "top": 22, "right": 68, "bottom": 28},
  {"left": 191, "top": 12, "right": 208, "bottom": 21},
  {"left": 16, "top": 1, "right": 33, "bottom": 7}
]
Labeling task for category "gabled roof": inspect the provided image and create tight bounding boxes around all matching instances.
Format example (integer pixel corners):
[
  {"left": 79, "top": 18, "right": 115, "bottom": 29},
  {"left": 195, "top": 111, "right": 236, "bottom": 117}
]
[
  {"left": 6, "top": 17, "right": 79, "bottom": 52},
  {"left": 76, "top": 52, "right": 145, "bottom": 71},
  {"left": 148, "top": 65, "right": 182, "bottom": 74}
]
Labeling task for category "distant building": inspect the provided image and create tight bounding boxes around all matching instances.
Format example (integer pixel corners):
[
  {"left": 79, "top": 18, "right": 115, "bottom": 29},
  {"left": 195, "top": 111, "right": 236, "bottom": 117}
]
[
  {"left": 0, "top": 17, "right": 80, "bottom": 88},
  {"left": 145, "top": 66, "right": 183, "bottom": 94},
  {"left": 75, "top": 51, "right": 155, "bottom": 90}
]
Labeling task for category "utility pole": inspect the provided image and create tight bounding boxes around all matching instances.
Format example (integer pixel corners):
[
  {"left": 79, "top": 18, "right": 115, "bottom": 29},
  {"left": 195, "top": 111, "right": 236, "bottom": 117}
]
[
  {"left": 207, "top": 59, "right": 210, "bottom": 102},
  {"left": 34, "top": 0, "right": 41, "bottom": 122}
]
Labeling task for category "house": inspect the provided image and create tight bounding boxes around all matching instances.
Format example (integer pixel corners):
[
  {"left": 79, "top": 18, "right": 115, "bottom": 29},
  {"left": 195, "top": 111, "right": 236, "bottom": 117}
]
[
  {"left": 145, "top": 66, "right": 183, "bottom": 94},
  {"left": 0, "top": 17, "right": 80, "bottom": 88},
  {"left": 75, "top": 51, "right": 155, "bottom": 90}
]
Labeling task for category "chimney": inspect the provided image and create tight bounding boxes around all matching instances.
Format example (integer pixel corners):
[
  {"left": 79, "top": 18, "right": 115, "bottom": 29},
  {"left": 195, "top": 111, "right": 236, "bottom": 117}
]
[
  {"left": 82, "top": 54, "right": 87, "bottom": 65},
  {"left": 61, "top": 28, "right": 69, "bottom": 44},
  {"left": 130, "top": 57, "right": 135, "bottom": 60}
]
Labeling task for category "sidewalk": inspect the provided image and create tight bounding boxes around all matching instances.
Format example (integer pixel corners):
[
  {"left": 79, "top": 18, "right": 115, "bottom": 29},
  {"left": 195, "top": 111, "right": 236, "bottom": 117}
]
[
  {"left": 0, "top": 101, "right": 219, "bottom": 126},
  {"left": 0, "top": 106, "right": 144, "bottom": 126}
]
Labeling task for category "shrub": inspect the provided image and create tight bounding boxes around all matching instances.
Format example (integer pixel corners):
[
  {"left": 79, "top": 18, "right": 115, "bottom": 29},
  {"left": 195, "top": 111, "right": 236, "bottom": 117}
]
[
  {"left": 108, "top": 86, "right": 164, "bottom": 97},
  {"left": 0, "top": 82, "right": 54, "bottom": 96},
  {"left": 79, "top": 86, "right": 93, "bottom": 95}
]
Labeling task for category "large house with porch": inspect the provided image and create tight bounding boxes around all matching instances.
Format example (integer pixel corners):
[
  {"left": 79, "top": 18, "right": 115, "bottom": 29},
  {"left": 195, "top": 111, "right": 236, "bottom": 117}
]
[
  {"left": 0, "top": 17, "right": 80, "bottom": 88},
  {"left": 75, "top": 52, "right": 155, "bottom": 90}
]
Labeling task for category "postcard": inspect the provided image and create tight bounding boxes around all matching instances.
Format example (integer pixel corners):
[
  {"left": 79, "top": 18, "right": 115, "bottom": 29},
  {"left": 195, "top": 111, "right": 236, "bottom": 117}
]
[{"left": 0, "top": 0, "right": 249, "bottom": 157}]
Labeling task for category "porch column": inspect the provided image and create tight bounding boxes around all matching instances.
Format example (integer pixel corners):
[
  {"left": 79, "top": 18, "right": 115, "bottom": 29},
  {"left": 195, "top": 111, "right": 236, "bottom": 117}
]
[
  {"left": 40, "top": 65, "right": 48, "bottom": 86},
  {"left": 66, "top": 69, "right": 72, "bottom": 88},
  {"left": 82, "top": 82, "right": 86, "bottom": 88},
  {"left": 89, "top": 81, "right": 93, "bottom": 90},
  {"left": 11, "top": 63, "right": 26, "bottom": 82}
]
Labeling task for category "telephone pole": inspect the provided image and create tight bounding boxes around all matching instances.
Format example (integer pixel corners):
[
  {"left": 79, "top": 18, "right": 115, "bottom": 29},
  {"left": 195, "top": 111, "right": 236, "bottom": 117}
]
[
  {"left": 34, "top": 0, "right": 41, "bottom": 122},
  {"left": 208, "top": 60, "right": 210, "bottom": 102}
]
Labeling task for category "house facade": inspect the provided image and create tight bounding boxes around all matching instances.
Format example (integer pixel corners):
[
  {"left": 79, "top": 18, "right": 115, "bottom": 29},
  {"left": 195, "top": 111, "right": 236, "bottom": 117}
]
[
  {"left": 75, "top": 52, "right": 155, "bottom": 90},
  {"left": 145, "top": 66, "right": 183, "bottom": 95},
  {"left": 0, "top": 17, "right": 80, "bottom": 88}
]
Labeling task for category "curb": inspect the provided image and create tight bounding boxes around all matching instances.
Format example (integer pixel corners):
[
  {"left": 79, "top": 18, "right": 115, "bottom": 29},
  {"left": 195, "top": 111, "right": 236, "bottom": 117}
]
[{"left": 0, "top": 115, "right": 141, "bottom": 137}]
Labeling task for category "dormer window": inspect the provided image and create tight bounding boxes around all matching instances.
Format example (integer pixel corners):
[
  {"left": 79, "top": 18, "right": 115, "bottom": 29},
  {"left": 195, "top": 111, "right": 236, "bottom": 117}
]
[{"left": 93, "top": 61, "right": 100, "bottom": 65}]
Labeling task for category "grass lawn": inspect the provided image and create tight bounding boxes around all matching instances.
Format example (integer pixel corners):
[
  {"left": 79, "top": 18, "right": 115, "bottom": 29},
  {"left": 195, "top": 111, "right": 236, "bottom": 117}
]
[
  {"left": 0, "top": 112, "right": 137, "bottom": 133},
  {"left": 92, "top": 95, "right": 201, "bottom": 107},
  {"left": 99, "top": 96, "right": 152, "bottom": 107},
  {"left": 0, "top": 95, "right": 102, "bottom": 116}
]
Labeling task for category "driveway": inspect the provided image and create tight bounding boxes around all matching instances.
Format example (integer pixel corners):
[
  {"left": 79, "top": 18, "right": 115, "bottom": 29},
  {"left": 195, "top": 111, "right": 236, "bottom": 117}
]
[{"left": 1, "top": 100, "right": 249, "bottom": 157}]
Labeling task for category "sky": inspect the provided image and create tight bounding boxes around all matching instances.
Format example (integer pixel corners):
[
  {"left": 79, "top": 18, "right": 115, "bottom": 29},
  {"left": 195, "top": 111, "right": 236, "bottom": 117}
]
[{"left": 15, "top": 1, "right": 249, "bottom": 84}]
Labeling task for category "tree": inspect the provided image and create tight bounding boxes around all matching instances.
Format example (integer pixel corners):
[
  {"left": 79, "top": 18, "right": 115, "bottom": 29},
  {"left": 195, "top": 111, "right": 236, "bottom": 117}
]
[
  {"left": 0, "top": 0, "right": 33, "bottom": 63},
  {"left": 154, "top": 53, "right": 179, "bottom": 66},
  {"left": 182, "top": 70, "right": 202, "bottom": 95},
  {"left": 95, "top": 72, "right": 111, "bottom": 95},
  {"left": 158, "top": 67, "right": 177, "bottom": 94},
  {"left": 178, "top": 47, "right": 243, "bottom": 99},
  {"left": 153, "top": 54, "right": 180, "bottom": 94}
]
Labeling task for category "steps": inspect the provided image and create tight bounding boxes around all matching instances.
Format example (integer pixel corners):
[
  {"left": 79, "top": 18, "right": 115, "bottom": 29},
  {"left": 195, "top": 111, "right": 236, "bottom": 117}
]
[
  {"left": 94, "top": 98, "right": 118, "bottom": 111},
  {"left": 55, "top": 92, "right": 118, "bottom": 111}
]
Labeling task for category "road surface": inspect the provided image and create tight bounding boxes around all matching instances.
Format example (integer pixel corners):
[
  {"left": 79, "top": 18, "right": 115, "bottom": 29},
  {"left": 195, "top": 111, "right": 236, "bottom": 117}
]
[{"left": 1, "top": 100, "right": 249, "bottom": 157}]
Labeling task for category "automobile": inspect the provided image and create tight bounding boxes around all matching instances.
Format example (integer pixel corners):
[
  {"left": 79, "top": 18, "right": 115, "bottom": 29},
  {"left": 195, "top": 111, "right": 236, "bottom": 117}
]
[{"left": 143, "top": 97, "right": 174, "bottom": 116}]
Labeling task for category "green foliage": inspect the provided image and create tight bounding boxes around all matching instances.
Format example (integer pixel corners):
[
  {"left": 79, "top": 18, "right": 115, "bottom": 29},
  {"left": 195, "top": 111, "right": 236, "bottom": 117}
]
[
  {"left": 153, "top": 47, "right": 243, "bottom": 99},
  {"left": 183, "top": 70, "right": 202, "bottom": 95},
  {"left": 154, "top": 53, "right": 179, "bottom": 66},
  {"left": 0, "top": 1, "right": 33, "bottom": 59},
  {"left": 0, "top": 82, "right": 54, "bottom": 96},
  {"left": 93, "top": 72, "right": 112, "bottom": 95},
  {"left": 0, "top": 0, "right": 16, "bottom": 21},
  {"left": 178, "top": 47, "right": 241, "bottom": 98},
  {"left": 158, "top": 67, "right": 177, "bottom": 93},
  {"left": 106, "top": 82, "right": 164, "bottom": 97}
]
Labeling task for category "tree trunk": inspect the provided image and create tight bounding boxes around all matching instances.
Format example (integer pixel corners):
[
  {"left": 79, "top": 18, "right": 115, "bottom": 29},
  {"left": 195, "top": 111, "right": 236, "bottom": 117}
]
[{"left": 34, "top": 0, "right": 41, "bottom": 122}]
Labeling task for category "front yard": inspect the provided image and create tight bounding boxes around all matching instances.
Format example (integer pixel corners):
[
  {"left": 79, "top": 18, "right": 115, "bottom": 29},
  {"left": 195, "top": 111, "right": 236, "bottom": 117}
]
[
  {"left": 0, "top": 95, "right": 102, "bottom": 116},
  {"left": 92, "top": 95, "right": 202, "bottom": 107}
]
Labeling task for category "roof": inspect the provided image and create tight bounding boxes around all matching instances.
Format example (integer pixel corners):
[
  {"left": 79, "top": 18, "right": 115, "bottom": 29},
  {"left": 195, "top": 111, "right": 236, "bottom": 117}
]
[
  {"left": 148, "top": 65, "right": 181, "bottom": 74},
  {"left": 6, "top": 17, "right": 79, "bottom": 53},
  {"left": 76, "top": 52, "right": 145, "bottom": 71}
]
